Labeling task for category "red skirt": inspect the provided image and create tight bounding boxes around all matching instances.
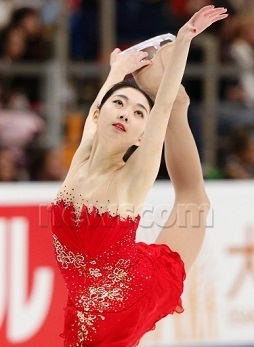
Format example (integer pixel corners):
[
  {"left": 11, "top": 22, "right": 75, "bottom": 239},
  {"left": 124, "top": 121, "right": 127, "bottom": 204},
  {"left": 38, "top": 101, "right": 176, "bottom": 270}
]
[{"left": 60, "top": 242, "right": 185, "bottom": 347}]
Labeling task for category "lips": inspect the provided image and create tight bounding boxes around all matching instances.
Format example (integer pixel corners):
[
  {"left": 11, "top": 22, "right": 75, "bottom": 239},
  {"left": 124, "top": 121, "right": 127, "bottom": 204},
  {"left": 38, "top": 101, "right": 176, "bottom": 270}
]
[{"left": 113, "top": 123, "right": 126, "bottom": 132}]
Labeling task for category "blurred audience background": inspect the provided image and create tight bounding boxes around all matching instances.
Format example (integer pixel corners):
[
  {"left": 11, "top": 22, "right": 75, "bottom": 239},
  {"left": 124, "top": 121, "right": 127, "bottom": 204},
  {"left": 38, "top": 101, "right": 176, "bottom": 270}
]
[{"left": 0, "top": 0, "right": 254, "bottom": 181}]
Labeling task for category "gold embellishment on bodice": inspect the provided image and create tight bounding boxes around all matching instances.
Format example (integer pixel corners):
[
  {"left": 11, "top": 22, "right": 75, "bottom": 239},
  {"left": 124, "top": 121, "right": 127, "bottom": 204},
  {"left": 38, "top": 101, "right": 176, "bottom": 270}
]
[
  {"left": 52, "top": 234, "right": 86, "bottom": 275},
  {"left": 52, "top": 234, "right": 135, "bottom": 310},
  {"left": 76, "top": 311, "right": 105, "bottom": 344}
]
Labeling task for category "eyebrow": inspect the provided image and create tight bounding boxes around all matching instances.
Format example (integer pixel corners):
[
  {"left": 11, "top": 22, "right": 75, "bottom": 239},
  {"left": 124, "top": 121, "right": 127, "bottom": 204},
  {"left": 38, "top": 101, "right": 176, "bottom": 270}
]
[{"left": 114, "top": 94, "right": 148, "bottom": 114}]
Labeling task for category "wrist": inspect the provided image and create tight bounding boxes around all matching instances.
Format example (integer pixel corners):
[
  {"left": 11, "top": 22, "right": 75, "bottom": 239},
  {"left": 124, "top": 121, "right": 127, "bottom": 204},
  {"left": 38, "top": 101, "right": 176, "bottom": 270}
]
[
  {"left": 109, "top": 64, "right": 127, "bottom": 81},
  {"left": 177, "top": 29, "right": 193, "bottom": 44}
]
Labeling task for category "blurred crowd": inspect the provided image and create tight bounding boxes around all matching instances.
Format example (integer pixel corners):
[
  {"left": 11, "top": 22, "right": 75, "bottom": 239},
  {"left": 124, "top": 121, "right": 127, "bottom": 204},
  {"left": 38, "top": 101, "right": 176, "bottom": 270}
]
[
  {"left": 0, "top": 1, "right": 65, "bottom": 182},
  {"left": 0, "top": 0, "right": 254, "bottom": 181}
]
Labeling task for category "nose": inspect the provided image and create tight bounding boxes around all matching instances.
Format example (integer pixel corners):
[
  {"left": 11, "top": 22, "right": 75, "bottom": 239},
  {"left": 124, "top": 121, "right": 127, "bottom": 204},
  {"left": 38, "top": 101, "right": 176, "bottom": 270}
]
[{"left": 119, "top": 114, "right": 129, "bottom": 122}]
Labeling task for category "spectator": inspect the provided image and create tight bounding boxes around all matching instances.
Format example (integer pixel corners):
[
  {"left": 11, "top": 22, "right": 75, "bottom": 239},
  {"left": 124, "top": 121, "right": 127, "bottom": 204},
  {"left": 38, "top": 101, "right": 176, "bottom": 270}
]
[
  {"left": 223, "top": 126, "right": 254, "bottom": 179},
  {"left": 28, "top": 147, "right": 67, "bottom": 181},
  {"left": 0, "top": 24, "right": 26, "bottom": 61},
  {"left": 1, "top": 86, "right": 31, "bottom": 111},
  {"left": 0, "top": 148, "right": 19, "bottom": 181},
  {"left": 230, "top": 14, "right": 254, "bottom": 107},
  {"left": 0, "top": 108, "right": 44, "bottom": 149},
  {"left": 10, "top": 7, "right": 51, "bottom": 61},
  {"left": 0, "top": 108, "right": 44, "bottom": 172}
]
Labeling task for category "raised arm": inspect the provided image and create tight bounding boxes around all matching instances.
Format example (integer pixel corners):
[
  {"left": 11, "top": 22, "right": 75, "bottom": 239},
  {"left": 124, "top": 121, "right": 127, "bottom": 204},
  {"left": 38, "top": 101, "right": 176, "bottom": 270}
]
[
  {"left": 125, "top": 6, "right": 228, "bottom": 200},
  {"left": 70, "top": 49, "right": 152, "bottom": 168},
  {"left": 155, "top": 6, "right": 227, "bottom": 106}
]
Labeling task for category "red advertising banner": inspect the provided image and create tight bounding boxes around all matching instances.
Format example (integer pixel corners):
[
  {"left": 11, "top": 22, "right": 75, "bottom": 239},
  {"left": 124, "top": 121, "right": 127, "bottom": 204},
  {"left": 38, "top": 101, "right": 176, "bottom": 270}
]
[
  {"left": 1, "top": 182, "right": 254, "bottom": 347},
  {"left": 0, "top": 205, "right": 67, "bottom": 347}
]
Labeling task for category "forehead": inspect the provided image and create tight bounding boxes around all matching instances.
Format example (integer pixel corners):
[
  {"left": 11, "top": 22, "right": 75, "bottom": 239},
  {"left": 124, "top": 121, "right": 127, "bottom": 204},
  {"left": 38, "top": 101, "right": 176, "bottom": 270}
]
[{"left": 111, "top": 87, "right": 150, "bottom": 109}]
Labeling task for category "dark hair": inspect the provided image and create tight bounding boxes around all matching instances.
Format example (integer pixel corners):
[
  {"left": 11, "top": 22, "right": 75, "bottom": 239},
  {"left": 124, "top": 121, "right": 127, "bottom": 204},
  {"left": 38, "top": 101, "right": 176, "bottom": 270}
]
[
  {"left": 98, "top": 79, "right": 154, "bottom": 110},
  {"left": 230, "top": 127, "right": 252, "bottom": 154},
  {"left": 0, "top": 25, "right": 21, "bottom": 56},
  {"left": 11, "top": 7, "right": 38, "bottom": 26}
]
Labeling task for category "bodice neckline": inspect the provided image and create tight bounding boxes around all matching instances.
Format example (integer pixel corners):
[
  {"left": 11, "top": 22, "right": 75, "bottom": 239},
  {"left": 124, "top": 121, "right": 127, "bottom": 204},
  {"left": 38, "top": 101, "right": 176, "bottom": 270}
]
[{"left": 53, "top": 198, "right": 141, "bottom": 225}]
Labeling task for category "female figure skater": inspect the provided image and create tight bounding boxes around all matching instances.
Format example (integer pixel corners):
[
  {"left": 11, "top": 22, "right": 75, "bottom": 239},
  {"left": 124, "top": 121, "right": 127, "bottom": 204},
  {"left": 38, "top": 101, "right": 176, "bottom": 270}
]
[{"left": 51, "top": 6, "right": 228, "bottom": 347}]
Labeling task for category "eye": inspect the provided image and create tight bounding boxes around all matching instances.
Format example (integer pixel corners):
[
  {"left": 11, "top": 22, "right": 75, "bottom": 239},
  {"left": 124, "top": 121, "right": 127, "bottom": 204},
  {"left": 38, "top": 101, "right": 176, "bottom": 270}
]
[
  {"left": 113, "top": 100, "right": 123, "bottom": 106},
  {"left": 135, "top": 110, "right": 144, "bottom": 118}
]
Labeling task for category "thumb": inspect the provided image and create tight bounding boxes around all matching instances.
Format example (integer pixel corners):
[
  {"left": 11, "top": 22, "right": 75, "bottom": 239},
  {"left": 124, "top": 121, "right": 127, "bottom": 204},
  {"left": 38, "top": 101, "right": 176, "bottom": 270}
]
[
  {"left": 110, "top": 48, "right": 121, "bottom": 63},
  {"left": 113, "top": 48, "right": 121, "bottom": 54}
]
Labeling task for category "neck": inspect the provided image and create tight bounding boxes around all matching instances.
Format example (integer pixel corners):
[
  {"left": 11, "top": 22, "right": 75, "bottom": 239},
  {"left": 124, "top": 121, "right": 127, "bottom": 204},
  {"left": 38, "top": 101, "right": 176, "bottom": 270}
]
[{"left": 87, "top": 137, "right": 125, "bottom": 175}]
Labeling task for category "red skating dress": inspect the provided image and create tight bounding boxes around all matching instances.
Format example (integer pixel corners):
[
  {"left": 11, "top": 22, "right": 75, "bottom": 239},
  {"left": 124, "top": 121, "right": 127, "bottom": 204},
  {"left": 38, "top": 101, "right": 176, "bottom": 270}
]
[{"left": 51, "top": 193, "right": 185, "bottom": 347}]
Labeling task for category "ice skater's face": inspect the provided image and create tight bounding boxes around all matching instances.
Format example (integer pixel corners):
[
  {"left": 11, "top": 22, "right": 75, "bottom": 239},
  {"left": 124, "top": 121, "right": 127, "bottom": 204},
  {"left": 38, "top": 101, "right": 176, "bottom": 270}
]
[{"left": 93, "top": 87, "right": 151, "bottom": 150}]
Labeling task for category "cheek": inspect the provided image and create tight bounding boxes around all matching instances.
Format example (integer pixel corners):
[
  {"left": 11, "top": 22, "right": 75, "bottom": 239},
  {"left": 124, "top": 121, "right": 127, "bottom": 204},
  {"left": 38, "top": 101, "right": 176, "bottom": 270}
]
[
  {"left": 138, "top": 118, "right": 147, "bottom": 133},
  {"left": 96, "top": 110, "right": 113, "bottom": 130},
  {"left": 131, "top": 120, "right": 146, "bottom": 140},
  {"left": 96, "top": 117, "right": 107, "bottom": 130}
]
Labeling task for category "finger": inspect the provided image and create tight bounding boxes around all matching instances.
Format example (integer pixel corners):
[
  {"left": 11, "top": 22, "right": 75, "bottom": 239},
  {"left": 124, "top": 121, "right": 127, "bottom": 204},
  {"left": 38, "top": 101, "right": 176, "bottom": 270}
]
[
  {"left": 139, "top": 59, "right": 152, "bottom": 68},
  {"left": 210, "top": 13, "right": 229, "bottom": 23},
  {"left": 195, "top": 7, "right": 227, "bottom": 21},
  {"left": 191, "top": 7, "right": 228, "bottom": 28},
  {"left": 196, "top": 5, "right": 215, "bottom": 16},
  {"left": 208, "top": 7, "right": 228, "bottom": 13},
  {"left": 112, "top": 48, "right": 121, "bottom": 55},
  {"left": 208, "top": 8, "right": 228, "bottom": 17},
  {"left": 115, "top": 48, "right": 121, "bottom": 53},
  {"left": 209, "top": 9, "right": 228, "bottom": 21},
  {"left": 197, "top": 6, "right": 227, "bottom": 21},
  {"left": 198, "top": 5, "right": 215, "bottom": 12},
  {"left": 138, "top": 51, "right": 149, "bottom": 60},
  {"left": 190, "top": 6, "right": 214, "bottom": 24},
  {"left": 110, "top": 48, "right": 121, "bottom": 60},
  {"left": 211, "top": 7, "right": 228, "bottom": 12}
]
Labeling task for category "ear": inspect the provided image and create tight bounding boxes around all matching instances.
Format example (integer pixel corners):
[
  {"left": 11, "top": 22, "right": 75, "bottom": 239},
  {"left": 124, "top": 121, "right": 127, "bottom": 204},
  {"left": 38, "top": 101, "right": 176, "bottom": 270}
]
[
  {"left": 92, "top": 109, "right": 100, "bottom": 124},
  {"left": 134, "top": 134, "right": 143, "bottom": 147}
]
